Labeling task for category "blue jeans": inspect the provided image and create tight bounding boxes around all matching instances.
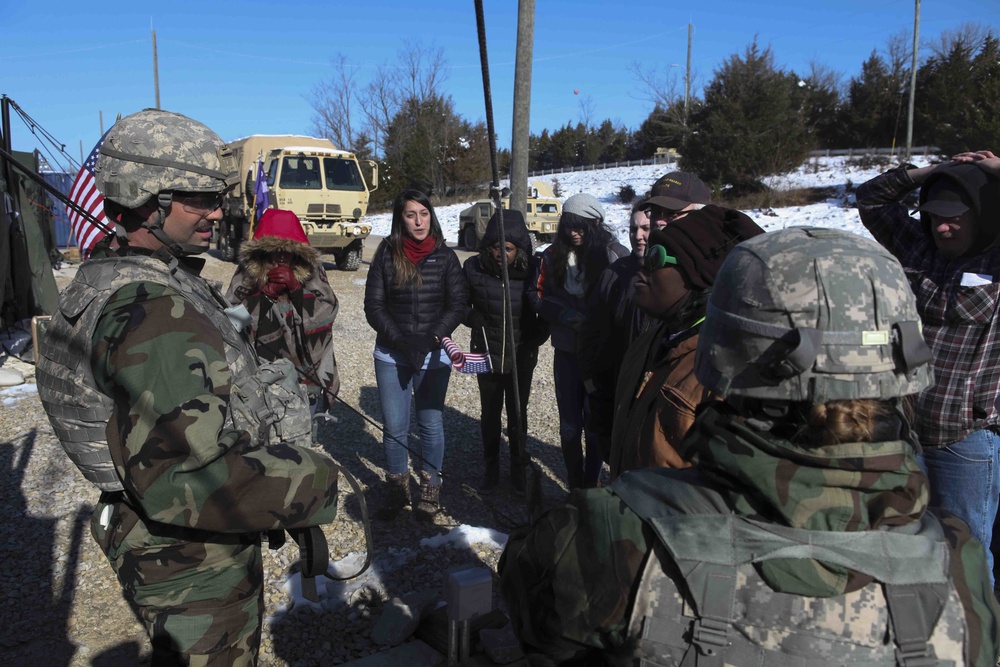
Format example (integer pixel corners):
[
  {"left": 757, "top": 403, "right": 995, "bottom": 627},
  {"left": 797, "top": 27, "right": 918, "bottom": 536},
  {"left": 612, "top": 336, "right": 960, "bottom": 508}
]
[
  {"left": 553, "top": 349, "right": 603, "bottom": 488},
  {"left": 374, "top": 358, "right": 451, "bottom": 485},
  {"left": 919, "top": 428, "right": 1000, "bottom": 583}
]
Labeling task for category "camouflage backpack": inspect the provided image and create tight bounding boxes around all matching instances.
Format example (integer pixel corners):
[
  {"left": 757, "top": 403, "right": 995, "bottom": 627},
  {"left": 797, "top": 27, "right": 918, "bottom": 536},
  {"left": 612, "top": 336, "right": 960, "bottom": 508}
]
[{"left": 612, "top": 469, "right": 967, "bottom": 666}]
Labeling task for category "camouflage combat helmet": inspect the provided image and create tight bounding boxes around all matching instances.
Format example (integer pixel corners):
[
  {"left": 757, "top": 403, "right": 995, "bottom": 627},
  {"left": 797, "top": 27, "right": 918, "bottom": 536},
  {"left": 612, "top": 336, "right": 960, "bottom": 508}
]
[
  {"left": 95, "top": 108, "right": 236, "bottom": 254},
  {"left": 694, "top": 227, "right": 934, "bottom": 404}
]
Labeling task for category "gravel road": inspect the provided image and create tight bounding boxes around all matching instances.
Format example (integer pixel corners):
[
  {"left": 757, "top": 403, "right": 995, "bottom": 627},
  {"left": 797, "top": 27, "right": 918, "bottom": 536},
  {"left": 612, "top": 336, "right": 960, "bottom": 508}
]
[{"left": 0, "top": 239, "right": 580, "bottom": 666}]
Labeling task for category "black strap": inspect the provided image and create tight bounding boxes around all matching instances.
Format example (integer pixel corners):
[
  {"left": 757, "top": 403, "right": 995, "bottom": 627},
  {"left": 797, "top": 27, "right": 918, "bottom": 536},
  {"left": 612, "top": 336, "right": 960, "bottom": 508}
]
[
  {"left": 288, "top": 526, "right": 330, "bottom": 603},
  {"left": 99, "top": 145, "right": 230, "bottom": 180},
  {"left": 893, "top": 321, "right": 933, "bottom": 372},
  {"left": 885, "top": 583, "right": 947, "bottom": 667}
]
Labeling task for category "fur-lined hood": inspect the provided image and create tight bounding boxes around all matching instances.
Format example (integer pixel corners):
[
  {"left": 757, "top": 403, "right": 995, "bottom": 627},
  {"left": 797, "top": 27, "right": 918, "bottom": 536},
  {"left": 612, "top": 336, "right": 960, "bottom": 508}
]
[{"left": 237, "top": 235, "right": 320, "bottom": 287}]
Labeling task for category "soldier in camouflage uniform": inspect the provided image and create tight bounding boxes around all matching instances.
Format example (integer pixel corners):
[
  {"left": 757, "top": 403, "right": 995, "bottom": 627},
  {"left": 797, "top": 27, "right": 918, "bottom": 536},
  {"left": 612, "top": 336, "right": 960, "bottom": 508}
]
[
  {"left": 500, "top": 227, "right": 1000, "bottom": 666},
  {"left": 36, "top": 109, "right": 343, "bottom": 666}
]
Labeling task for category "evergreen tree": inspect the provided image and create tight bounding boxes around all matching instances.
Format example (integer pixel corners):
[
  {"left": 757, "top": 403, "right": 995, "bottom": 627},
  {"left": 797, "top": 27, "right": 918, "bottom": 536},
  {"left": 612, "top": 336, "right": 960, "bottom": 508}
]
[
  {"left": 682, "top": 41, "right": 813, "bottom": 194},
  {"left": 635, "top": 100, "right": 690, "bottom": 158},
  {"left": 382, "top": 94, "right": 490, "bottom": 197},
  {"left": 839, "top": 51, "right": 908, "bottom": 148},
  {"left": 915, "top": 33, "right": 1000, "bottom": 153}
]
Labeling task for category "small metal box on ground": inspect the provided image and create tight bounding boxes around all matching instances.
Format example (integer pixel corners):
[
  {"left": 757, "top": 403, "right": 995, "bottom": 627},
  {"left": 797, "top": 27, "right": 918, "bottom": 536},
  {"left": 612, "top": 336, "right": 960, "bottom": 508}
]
[{"left": 444, "top": 566, "right": 492, "bottom": 622}]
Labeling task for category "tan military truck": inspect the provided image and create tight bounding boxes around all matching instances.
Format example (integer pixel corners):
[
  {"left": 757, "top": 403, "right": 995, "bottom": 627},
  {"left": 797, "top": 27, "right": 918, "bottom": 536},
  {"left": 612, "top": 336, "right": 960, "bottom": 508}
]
[
  {"left": 218, "top": 135, "right": 378, "bottom": 270},
  {"left": 458, "top": 181, "right": 561, "bottom": 250}
]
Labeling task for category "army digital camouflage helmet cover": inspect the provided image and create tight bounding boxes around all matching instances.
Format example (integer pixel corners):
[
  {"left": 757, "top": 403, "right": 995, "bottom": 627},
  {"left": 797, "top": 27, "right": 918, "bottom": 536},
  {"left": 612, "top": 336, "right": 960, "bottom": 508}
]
[
  {"left": 94, "top": 108, "right": 236, "bottom": 209},
  {"left": 695, "top": 227, "right": 933, "bottom": 403}
]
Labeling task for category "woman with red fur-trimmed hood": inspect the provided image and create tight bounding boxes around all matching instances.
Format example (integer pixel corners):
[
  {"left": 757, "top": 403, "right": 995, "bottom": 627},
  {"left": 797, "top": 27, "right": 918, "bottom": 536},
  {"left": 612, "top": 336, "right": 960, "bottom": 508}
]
[{"left": 226, "top": 209, "right": 340, "bottom": 410}]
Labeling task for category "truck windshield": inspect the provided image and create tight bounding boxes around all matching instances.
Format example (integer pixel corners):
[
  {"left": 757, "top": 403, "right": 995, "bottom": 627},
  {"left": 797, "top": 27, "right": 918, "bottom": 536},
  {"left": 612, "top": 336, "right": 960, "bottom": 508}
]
[
  {"left": 324, "top": 157, "right": 366, "bottom": 192},
  {"left": 279, "top": 156, "right": 322, "bottom": 190}
]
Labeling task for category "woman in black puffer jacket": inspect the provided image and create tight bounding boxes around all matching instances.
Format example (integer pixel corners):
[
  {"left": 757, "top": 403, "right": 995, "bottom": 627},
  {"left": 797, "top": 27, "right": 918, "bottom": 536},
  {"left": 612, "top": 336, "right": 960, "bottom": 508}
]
[
  {"left": 463, "top": 210, "right": 548, "bottom": 494},
  {"left": 364, "top": 189, "right": 468, "bottom": 522}
]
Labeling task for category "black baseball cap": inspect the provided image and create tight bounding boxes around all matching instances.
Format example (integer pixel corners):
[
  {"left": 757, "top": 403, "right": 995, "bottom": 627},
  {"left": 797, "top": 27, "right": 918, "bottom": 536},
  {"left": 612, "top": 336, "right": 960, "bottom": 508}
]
[
  {"left": 914, "top": 179, "right": 972, "bottom": 217},
  {"left": 647, "top": 171, "right": 712, "bottom": 211}
]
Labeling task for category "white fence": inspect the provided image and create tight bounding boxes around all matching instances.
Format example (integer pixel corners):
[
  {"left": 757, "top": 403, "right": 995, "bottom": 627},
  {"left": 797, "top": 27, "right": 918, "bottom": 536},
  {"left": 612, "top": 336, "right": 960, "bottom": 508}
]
[{"left": 527, "top": 146, "right": 941, "bottom": 178}]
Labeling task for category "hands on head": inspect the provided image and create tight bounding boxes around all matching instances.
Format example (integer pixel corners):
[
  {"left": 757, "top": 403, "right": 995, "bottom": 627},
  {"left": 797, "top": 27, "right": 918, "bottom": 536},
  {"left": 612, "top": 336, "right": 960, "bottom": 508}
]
[{"left": 951, "top": 150, "right": 1000, "bottom": 177}]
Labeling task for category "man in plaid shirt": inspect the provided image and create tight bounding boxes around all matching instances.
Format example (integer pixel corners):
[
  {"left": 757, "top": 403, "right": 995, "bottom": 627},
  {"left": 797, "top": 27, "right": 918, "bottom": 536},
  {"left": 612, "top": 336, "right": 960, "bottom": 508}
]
[{"left": 857, "top": 150, "right": 1000, "bottom": 584}]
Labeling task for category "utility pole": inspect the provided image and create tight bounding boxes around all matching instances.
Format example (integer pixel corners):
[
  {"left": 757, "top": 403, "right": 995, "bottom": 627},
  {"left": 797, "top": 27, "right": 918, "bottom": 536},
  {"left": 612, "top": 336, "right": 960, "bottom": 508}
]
[
  {"left": 510, "top": 0, "right": 535, "bottom": 217},
  {"left": 152, "top": 28, "right": 161, "bottom": 109},
  {"left": 905, "top": 0, "right": 920, "bottom": 161},
  {"left": 685, "top": 23, "right": 692, "bottom": 122}
]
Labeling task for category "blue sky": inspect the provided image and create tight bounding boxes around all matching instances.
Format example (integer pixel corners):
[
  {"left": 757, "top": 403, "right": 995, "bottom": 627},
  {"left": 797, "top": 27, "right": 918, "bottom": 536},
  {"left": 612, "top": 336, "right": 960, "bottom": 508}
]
[{"left": 2, "top": 0, "right": 996, "bottom": 171}]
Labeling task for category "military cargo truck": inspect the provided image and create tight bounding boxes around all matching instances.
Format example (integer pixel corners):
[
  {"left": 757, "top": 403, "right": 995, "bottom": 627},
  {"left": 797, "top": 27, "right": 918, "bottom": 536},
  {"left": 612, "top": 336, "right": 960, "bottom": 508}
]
[
  {"left": 218, "top": 135, "right": 378, "bottom": 270},
  {"left": 458, "top": 181, "right": 561, "bottom": 250}
]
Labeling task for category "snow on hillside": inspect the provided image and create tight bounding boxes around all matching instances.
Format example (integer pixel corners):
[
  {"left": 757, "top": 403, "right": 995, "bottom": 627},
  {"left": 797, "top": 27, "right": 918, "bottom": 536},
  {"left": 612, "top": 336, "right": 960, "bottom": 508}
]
[{"left": 365, "top": 155, "right": 932, "bottom": 246}]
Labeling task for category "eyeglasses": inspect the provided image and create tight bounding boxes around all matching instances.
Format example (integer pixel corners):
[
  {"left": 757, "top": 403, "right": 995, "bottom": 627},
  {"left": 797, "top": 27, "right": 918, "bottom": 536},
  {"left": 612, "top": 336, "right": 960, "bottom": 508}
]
[
  {"left": 173, "top": 191, "right": 225, "bottom": 214},
  {"left": 646, "top": 205, "right": 686, "bottom": 222},
  {"left": 644, "top": 244, "right": 678, "bottom": 272}
]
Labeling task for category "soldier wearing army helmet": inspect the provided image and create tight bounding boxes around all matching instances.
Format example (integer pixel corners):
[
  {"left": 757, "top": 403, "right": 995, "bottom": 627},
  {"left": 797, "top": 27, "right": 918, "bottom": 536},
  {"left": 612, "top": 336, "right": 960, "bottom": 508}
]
[
  {"left": 500, "top": 228, "right": 1000, "bottom": 666},
  {"left": 36, "top": 109, "right": 344, "bottom": 665}
]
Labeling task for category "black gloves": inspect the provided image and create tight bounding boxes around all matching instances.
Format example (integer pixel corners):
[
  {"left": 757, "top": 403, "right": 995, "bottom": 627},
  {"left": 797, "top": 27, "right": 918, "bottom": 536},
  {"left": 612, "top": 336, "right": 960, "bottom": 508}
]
[{"left": 401, "top": 332, "right": 438, "bottom": 369}]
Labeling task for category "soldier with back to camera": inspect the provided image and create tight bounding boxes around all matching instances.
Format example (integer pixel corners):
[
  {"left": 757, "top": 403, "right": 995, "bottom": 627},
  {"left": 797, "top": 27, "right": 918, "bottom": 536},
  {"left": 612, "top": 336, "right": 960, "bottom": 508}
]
[
  {"left": 36, "top": 109, "right": 343, "bottom": 665},
  {"left": 500, "top": 227, "right": 1000, "bottom": 666}
]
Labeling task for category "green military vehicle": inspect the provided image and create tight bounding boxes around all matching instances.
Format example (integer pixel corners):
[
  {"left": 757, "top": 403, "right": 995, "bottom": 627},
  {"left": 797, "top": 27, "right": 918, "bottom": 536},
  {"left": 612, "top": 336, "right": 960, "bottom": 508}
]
[
  {"left": 218, "top": 135, "right": 378, "bottom": 270},
  {"left": 458, "top": 181, "right": 562, "bottom": 250}
]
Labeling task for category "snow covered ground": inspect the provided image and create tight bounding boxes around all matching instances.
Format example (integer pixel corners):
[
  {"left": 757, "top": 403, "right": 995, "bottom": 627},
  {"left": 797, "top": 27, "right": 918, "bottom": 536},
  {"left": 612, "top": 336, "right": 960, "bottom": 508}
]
[{"left": 365, "top": 155, "right": 932, "bottom": 246}]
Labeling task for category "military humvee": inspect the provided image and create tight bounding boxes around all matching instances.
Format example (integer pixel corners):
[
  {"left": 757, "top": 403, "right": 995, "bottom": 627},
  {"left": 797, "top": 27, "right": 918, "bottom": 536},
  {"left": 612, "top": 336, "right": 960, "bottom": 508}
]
[
  {"left": 219, "top": 135, "right": 378, "bottom": 270},
  {"left": 458, "top": 181, "right": 562, "bottom": 250}
]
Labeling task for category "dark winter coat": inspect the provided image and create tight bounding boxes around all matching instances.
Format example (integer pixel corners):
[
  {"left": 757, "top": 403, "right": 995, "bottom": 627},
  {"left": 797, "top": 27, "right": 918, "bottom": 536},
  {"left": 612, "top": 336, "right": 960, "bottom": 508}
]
[
  {"left": 364, "top": 239, "right": 468, "bottom": 351},
  {"left": 527, "top": 238, "right": 629, "bottom": 352},
  {"left": 463, "top": 211, "right": 548, "bottom": 373},
  {"left": 577, "top": 253, "right": 648, "bottom": 399}
]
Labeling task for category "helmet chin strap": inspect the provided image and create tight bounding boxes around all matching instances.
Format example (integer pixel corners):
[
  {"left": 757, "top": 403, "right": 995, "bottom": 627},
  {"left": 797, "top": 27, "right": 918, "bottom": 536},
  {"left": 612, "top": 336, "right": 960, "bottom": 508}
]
[{"left": 141, "top": 192, "right": 209, "bottom": 257}]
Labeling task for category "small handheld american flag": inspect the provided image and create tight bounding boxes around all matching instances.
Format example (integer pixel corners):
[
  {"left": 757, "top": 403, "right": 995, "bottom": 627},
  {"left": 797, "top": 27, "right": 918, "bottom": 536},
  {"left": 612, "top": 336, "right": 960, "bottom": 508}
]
[
  {"left": 67, "top": 131, "right": 112, "bottom": 259},
  {"left": 441, "top": 336, "right": 493, "bottom": 374}
]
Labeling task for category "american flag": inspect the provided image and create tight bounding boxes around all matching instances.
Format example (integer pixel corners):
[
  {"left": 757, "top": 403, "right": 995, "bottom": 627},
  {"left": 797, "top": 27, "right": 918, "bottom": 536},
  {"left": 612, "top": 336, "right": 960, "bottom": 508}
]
[
  {"left": 67, "top": 131, "right": 112, "bottom": 259},
  {"left": 441, "top": 336, "right": 493, "bottom": 375}
]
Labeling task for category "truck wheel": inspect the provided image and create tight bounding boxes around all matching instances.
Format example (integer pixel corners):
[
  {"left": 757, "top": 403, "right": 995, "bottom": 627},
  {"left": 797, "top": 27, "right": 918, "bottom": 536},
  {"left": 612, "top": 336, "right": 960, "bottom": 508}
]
[
  {"left": 219, "top": 219, "right": 237, "bottom": 263},
  {"left": 528, "top": 232, "right": 539, "bottom": 251},
  {"left": 462, "top": 224, "right": 478, "bottom": 251},
  {"left": 338, "top": 246, "right": 362, "bottom": 271}
]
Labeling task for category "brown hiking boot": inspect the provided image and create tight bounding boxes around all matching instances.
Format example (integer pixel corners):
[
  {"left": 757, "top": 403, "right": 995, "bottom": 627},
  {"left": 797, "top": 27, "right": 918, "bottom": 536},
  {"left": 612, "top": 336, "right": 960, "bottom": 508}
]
[
  {"left": 414, "top": 471, "right": 441, "bottom": 523},
  {"left": 375, "top": 472, "right": 411, "bottom": 521}
]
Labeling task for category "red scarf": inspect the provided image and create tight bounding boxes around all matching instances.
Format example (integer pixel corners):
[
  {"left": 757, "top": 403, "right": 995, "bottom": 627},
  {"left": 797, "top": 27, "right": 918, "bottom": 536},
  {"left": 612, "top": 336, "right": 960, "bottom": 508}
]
[{"left": 403, "top": 235, "right": 436, "bottom": 265}]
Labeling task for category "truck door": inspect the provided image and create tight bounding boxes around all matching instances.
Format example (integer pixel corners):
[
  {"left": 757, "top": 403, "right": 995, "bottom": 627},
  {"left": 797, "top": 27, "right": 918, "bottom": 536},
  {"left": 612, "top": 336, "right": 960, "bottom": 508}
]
[{"left": 323, "top": 157, "right": 367, "bottom": 222}]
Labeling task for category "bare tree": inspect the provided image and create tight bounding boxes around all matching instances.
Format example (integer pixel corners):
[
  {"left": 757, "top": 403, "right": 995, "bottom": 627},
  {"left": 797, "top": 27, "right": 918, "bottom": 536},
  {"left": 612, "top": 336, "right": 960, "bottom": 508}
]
[
  {"left": 929, "top": 22, "right": 993, "bottom": 58},
  {"left": 884, "top": 30, "right": 914, "bottom": 80},
  {"left": 306, "top": 42, "right": 448, "bottom": 159},
  {"left": 577, "top": 94, "right": 596, "bottom": 129},
  {"left": 358, "top": 65, "right": 402, "bottom": 158},
  {"left": 627, "top": 61, "right": 694, "bottom": 110},
  {"left": 399, "top": 41, "right": 448, "bottom": 103},
  {"left": 308, "top": 55, "right": 359, "bottom": 149},
  {"left": 805, "top": 62, "right": 843, "bottom": 96}
]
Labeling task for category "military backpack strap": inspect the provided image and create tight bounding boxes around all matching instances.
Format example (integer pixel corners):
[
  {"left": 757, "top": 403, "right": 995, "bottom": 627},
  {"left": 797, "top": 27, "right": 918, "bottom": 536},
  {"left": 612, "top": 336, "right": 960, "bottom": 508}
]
[
  {"left": 676, "top": 562, "right": 736, "bottom": 667},
  {"left": 288, "top": 526, "right": 329, "bottom": 603},
  {"left": 885, "top": 583, "right": 949, "bottom": 667}
]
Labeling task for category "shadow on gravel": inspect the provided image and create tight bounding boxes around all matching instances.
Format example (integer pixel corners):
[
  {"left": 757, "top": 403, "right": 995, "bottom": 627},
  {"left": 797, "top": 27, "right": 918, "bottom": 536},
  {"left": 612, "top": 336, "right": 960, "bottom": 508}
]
[
  {"left": 316, "top": 385, "right": 569, "bottom": 537},
  {"left": 0, "top": 430, "right": 86, "bottom": 666}
]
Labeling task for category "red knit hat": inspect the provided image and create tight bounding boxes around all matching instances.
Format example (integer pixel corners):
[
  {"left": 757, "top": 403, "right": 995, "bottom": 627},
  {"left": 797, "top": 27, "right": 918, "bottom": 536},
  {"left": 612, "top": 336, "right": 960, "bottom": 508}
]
[{"left": 252, "top": 209, "right": 309, "bottom": 245}]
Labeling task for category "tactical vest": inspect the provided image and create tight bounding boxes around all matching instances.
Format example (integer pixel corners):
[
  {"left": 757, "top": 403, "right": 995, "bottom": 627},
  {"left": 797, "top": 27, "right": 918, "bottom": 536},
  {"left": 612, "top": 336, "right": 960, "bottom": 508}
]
[
  {"left": 611, "top": 469, "right": 967, "bottom": 667},
  {"left": 36, "top": 253, "right": 312, "bottom": 492}
]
